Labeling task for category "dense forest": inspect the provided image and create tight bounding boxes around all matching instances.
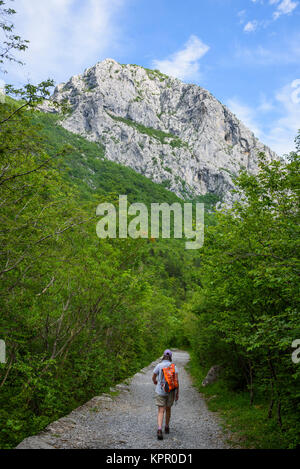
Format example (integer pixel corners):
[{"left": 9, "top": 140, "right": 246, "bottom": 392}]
[{"left": 0, "top": 1, "right": 299, "bottom": 449}]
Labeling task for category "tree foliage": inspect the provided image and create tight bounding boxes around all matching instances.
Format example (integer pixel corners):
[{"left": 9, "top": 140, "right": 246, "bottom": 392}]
[
  {"left": 184, "top": 145, "right": 300, "bottom": 448},
  {"left": 0, "top": 0, "right": 29, "bottom": 71},
  {"left": 0, "top": 97, "right": 186, "bottom": 448},
  {"left": 1, "top": 2, "right": 299, "bottom": 450}
]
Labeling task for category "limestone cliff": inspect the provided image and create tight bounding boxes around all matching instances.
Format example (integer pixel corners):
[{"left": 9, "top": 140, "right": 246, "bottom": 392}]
[{"left": 46, "top": 58, "right": 278, "bottom": 202}]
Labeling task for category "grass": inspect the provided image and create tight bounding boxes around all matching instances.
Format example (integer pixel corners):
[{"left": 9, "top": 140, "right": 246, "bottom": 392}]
[
  {"left": 107, "top": 111, "right": 188, "bottom": 148},
  {"left": 31, "top": 111, "right": 185, "bottom": 207},
  {"left": 186, "top": 352, "right": 290, "bottom": 449},
  {"left": 31, "top": 110, "right": 221, "bottom": 213},
  {"left": 170, "top": 139, "right": 189, "bottom": 149},
  {"left": 143, "top": 67, "right": 169, "bottom": 82}
]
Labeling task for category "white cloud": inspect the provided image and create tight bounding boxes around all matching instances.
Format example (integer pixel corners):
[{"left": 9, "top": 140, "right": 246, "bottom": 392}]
[
  {"left": 226, "top": 98, "right": 262, "bottom": 138},
  {"left": 235, "top": 32, "right": 300, "bottom": 65},
  {"left": 267, "top": 79, "right": 300, "bottom": 153},
  {"left": 227, "top": 79, "right": 300, "bottom": 155},
  {"left": 291, "top": 79, "right": 300, "bottom": 103},
  {"left": 6, "top": 0, "right": 125, "bottom": 84},
  {"left": 244, "top": 0, "right": 298, "bottom": 33},
  {"left": 152, "top": 35, "right": 210, "bottom": 82},
  {"left": 258, "top": 94, "right": 275, "bottom": 112},
  {"left": 244, "top": 20, "right": 259, "bottom": 32},
  {"left": 0, "top": 79, "right": 5, "bottom": 103},
  {"left": 237, "top": 10, "right": 246, "bottom": 24},
  {"left": 271, "top": 0, "right": 298, "bottom": 19}
]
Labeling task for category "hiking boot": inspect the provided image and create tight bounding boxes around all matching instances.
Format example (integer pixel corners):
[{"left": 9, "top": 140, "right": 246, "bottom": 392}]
[
  {"left": 157, "top": 429, "right": 163, "bottom": 440},
  {"left": 165, "top": 426, "right": 170, "bottom": 434}
]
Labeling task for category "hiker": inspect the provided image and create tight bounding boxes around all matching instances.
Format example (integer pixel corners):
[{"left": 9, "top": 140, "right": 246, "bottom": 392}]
[{"left": 152, "top": 349, "right": 179, "bottom": 440}]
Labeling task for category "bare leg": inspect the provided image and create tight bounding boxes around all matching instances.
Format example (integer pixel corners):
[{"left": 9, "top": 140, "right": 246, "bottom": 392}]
[
  {"left": 157, "top": 406, "right": 166, "bottom": 428},
  {"left": 165, "top": 407, "right": 171, "bottom": 427}
]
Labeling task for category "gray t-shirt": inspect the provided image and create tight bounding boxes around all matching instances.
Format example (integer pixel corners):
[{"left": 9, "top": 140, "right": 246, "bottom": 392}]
[{"left": 153, "top": 360, "right": 178, "bottom": 396}]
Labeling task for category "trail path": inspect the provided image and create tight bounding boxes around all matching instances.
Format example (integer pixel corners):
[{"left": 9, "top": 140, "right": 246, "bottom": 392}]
[{"left": 17, "top": 350, "right": 229, "bottom": 449}]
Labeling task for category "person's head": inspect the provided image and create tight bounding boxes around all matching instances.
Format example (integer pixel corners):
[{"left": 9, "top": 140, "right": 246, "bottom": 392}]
[{"left": 162, "top": 349, "right": 172, "bottom": 361}]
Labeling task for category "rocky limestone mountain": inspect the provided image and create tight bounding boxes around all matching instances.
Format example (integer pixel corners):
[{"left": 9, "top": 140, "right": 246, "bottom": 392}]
[{"left": 45, "top": 58, "right": 278, "bottom": 203}]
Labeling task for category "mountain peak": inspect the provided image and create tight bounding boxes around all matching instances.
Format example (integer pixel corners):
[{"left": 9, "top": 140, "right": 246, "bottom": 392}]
[{"left": 49, "top": 60, "right": 278, "bottom": 202}]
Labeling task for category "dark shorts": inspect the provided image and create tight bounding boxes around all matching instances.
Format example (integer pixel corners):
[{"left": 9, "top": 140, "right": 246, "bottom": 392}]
[{"left": 155, "top": 390, "right": 175, "bottom": 407}]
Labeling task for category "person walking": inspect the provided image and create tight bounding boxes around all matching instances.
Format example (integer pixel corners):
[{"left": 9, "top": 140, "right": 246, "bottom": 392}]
[{"left": 152, "top": 349, "right": 179, "bottom": 440}]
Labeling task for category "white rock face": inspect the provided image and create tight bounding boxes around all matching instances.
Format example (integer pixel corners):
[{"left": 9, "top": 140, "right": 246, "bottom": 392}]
[{"left": 49, "top": 58, "right": 278, "bottom": 202}]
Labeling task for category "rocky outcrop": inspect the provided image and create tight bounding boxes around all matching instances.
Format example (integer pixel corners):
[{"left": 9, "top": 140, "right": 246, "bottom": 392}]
[
  {"left": 202, "top": 366, "right": 222, "bottom": 387},
  {"left": 45, "top": 58, "right": 278, "bottom": 202},
  {"left": 15, "top": 359, "right": 156, "bottom": 449}
]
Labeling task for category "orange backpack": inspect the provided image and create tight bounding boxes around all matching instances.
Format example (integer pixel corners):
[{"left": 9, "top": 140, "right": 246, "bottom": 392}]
[{"left": 162, "top": 363, "right": 178, "bottom": 393}]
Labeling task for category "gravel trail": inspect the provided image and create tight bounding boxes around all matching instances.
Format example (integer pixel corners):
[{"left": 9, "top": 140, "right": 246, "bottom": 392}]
[{"left": 17, "top": 350, "right": 229, "bottom": 449}]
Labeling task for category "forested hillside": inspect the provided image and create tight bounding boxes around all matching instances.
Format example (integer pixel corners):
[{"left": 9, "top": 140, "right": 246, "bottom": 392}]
[
  {"left": 184, "top": 147, "right": 300, "bottom": 448},
  {"left": 0, "top": 96, "right": 198, "bottom": 449},
  {"left": 1, "top": 96, "right": 299, "bottom": 450}
]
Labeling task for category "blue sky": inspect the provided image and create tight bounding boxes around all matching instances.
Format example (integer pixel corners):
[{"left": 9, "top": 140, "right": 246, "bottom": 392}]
[{"left": 3, "top": 0, "right": 300, "bottom": 155}]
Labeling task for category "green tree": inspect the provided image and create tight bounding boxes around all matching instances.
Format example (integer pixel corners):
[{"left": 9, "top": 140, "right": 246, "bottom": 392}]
[
  {"left": 184, "top": 141, "right": 300, "bottom": 447},
  {"left": 0, "top": 0, "right": 29, "bottom": 71},
  {"left": 0, "top": 4, "right": 184, "bottom": 448}
]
